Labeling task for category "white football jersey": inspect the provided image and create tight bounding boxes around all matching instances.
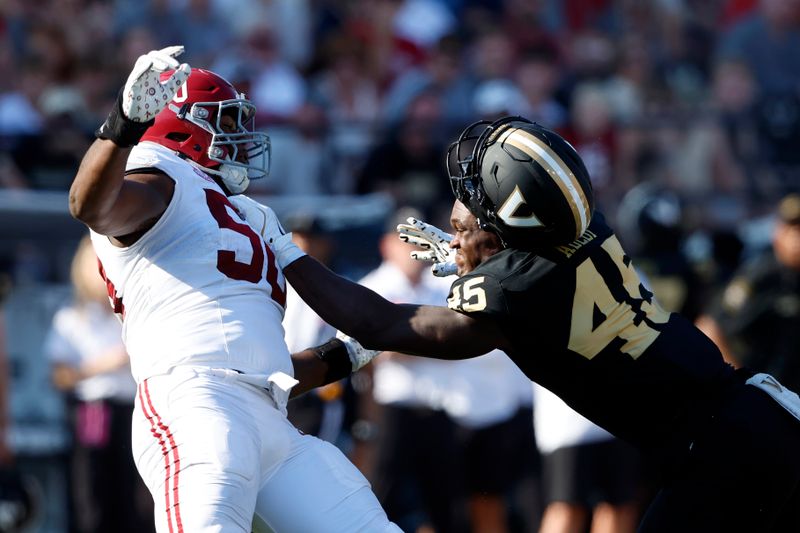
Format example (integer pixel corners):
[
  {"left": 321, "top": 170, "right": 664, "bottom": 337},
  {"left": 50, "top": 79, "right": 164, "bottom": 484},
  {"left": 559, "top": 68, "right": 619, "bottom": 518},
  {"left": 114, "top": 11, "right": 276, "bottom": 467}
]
[{"left": 90, "top": 142, "right": 292, "bottom": 383}]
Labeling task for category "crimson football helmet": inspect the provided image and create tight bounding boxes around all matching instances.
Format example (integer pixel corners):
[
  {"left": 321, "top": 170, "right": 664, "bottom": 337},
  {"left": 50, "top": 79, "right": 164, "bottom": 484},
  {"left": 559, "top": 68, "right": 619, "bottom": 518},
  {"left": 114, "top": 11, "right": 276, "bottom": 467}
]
[
  {"left": 447, "top": 116, "right": 594, "bottom": 249},
  {"left": 140, "top": 68, "right": 270, "bottom": 194}
]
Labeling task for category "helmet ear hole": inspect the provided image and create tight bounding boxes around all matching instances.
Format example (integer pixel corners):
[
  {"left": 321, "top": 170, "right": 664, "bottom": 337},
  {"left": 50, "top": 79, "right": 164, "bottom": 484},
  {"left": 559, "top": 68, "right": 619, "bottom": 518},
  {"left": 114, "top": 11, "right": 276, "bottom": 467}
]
[{"left": 166, "top": 132, "right": 191, "bottom": 142}]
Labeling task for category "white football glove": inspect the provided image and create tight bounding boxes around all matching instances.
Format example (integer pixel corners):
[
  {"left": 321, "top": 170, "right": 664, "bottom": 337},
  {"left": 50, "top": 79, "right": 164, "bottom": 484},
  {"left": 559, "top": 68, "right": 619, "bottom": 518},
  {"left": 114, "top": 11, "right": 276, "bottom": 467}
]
[
  {"left": 228, "top": 195, "right": 307, "bottom": 269},
  {"left": 122, "top": 45, "right": 191, "bottom": 123},
  {"left": 336, "top": 331, "right": 380, "bottom": 372},
  {"left": 397, "top": 217, "right": 458, "bottom": 277}
]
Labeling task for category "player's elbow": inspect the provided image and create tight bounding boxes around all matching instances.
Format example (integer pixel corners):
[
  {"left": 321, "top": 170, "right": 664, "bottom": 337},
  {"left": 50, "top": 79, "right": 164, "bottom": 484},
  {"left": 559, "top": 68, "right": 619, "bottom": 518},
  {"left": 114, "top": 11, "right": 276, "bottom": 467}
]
[
  {"left": 68, "top": 189, "right": 90, "bottom": 222},
  {"left": 69, "top": 187, "right": 117, "bottom": 235},
  {"left": 69, "top": 189, "right": 102, "bottom": 226}
]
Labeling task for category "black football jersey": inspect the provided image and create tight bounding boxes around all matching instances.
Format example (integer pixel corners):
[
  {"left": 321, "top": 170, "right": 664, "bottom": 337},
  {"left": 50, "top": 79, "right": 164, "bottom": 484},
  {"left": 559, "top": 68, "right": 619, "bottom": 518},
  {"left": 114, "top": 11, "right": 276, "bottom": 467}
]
[{"left": 447, "top": 212, "right": 735, "bottom": 451}]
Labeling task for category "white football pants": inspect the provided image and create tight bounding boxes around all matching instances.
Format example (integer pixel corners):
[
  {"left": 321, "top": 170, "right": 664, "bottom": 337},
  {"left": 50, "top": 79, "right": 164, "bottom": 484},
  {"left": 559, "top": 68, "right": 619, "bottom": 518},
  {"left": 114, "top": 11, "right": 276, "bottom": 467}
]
[{"left": 132, "top": 367, "right": 401, "bottom": 532}]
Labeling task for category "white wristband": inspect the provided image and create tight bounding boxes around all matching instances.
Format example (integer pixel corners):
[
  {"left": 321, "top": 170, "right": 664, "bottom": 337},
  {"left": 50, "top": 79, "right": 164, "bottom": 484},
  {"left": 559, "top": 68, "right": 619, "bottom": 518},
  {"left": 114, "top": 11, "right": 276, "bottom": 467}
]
[
  {"left": 271, "top": 233, "right": 307, "bottom": 269},
  {"left": 336, "top": 331, "right": 380, "bottom": 372}
]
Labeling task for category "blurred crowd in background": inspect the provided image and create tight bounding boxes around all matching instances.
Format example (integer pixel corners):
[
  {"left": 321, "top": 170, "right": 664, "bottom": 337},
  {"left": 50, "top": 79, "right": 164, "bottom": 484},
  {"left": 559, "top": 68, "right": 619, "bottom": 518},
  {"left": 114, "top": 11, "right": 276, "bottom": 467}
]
[
  {"left": 2, "top": 0, "right": 800, "bottom": 216},
  {"left": 1, "top": 0, "right": 800, "bottom": 532}
]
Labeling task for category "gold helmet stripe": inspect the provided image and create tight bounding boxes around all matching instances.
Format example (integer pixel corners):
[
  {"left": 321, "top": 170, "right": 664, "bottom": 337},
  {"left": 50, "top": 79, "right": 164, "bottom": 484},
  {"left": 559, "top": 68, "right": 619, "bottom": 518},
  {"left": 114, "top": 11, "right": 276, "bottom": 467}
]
[{"left": 500, "top": 128, "right": 591, "bottom": 237}]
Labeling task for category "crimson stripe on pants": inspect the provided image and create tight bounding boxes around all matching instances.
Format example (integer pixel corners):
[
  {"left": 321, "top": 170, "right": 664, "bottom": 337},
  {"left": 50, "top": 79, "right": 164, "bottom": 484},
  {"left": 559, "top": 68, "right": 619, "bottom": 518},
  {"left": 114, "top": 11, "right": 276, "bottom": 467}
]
[{"left": 139, "top": 380, "right": 184, "bottom": 533}]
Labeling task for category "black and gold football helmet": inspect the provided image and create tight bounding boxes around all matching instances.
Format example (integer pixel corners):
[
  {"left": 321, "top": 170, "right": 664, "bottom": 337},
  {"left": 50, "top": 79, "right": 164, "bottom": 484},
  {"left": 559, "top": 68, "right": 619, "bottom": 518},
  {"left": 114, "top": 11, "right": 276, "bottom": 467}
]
[{"left": 447, "top": 116, "right": 594, "bottom": 249}]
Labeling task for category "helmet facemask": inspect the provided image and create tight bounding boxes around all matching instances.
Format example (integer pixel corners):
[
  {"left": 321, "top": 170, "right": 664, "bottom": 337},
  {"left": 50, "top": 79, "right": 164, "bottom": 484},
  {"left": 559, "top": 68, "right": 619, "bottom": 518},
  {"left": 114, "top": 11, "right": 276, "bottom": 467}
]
[
  {"left": 170, "top": 97, "right": 271, "bottom": 194},
  {"left": 446, "top": 116, "right": 524, "bottom": 240}
]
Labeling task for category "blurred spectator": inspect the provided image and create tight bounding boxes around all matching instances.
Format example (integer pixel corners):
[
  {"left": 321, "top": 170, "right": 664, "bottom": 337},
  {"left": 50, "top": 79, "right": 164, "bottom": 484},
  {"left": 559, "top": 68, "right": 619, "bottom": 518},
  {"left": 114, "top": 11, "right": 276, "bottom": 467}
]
[
  {"left": 500, "top": 0, "right": 561, "bottom": 51},
  {"left": 654, "top": 59, "right": 750, "bottom": 210},
  {"left": 0, "top": 58, "right": 45, "bottom": 138},
  {"left": 357, "top": 91, "right": 450, "bottom": 218},
  {"left": 716, "top": 0, "right": 800, "bottom": 197},
  {"left": 697, "top": 193, "right": 800, "bottom": 393},
  {"left": 44, "top": 236, "right": 152, "bottom": 533},
  {"left": 382, "top": 33, "right": 475, "bottom": 129},
  {"left": 562, "top": 83, "right": 623, "bottom": 210},
  {"left": 10, "top": 80, "right": 91, "bottom": 190},
  {"left": 472, "top": 78, "right": 528, "bottom": 120},
  {"left": 534, "top": 384, "right": 642, "bottom": 533},
  {"left": 514, "top": 46, "right": 568, "bottom": 129},
  {"left": 562, "top": 0, "right": 618, "bottom": 33},
  {"left": 652, "top": 3, "right": 717, "bottom": 108},
  {"left": 263, "top": 102, "right": 340, "bottom": 195},
  {"left": 173, "top": 0, "right": 234, "bottom": 68},
  {"left": 262, "top": 0, "right": 313, "bottom": 68},
  {"left": 209, "top": 0, "right": 270, "bottom": 42},
  {"left": 707, "top": 59, "right": 761, "bottom": 201},
  {"left": 0, "top": 262, "right": 43, "bottom": 533},
  {"left": 716, "top": 0, "right": 800, "bottom": 95},
  {"left": 616, "top": 184, "right": 705, "bottom": 321},
  {"left": 393, "top": 0, "right": 457, "bottom": 52},
  {"left": 225, "top": 24, "right": 306, "bottom": 123},
  {"left": 309, "top": 31, "right": 381, "bottom": 190},
  {"left": 696, "top": 228, "right": 746, "bottom": 299},
  {"left": 447, "top": 351, "right": 536, "bottom": 533},
  {"left": 467, "top": 28, "right": 517, "bottom": 82},
  {"left": 0, "top": 307, "right": 11, "bottom": 469},
  {"left": 720, "top": 0, "right": 760, "bottom": 27},
  {"left": 0, "top": 154, "right": 27, "bottom": 190},
  {"left": 74, "top": 59, "right": 119, "bottom": 132},
  {"left": 117, "top": 26, "right": 161, "bottom": 79},
  {"left": 603, "top": 32, "right": 650, "bottom": 123},
  {"left": 112, "top": 0, "right": 181, "bottom": 44},
  {"left": 283, "top": 212, "right": 351, "bottom": 447},
  {"left": 64, "top": 1, "right": 116, "bottom": 62},
  {"left": 357, "top": 207, "right": 464, "bottom": 533},
  {"left": 563, "top": 29, "right": 617, "bottom": 86}
]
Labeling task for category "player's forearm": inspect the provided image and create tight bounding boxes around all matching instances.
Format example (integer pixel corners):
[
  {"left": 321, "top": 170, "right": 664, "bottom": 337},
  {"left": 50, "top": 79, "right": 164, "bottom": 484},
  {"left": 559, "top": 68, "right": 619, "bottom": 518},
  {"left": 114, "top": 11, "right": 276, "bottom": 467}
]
[
  {"left": 69, "top": 139, "right": 131, "bottom": 225},
  {"left": 370, "top": 304, "right": 502, "bottom": 359},
  {"left": 284, "top": 257, "right": 499, "bottom": 359},
  {"left": 289, "top": 348, "right": 331, "bottom": 398},
  {"left": 283, "top": 256, "right": 403, "bottom": 340}
]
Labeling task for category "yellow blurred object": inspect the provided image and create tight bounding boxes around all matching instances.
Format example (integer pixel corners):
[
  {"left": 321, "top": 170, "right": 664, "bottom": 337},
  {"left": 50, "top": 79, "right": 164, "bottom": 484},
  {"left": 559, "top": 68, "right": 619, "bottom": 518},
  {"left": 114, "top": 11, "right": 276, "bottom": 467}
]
[{"left": 316, "top": 381, "right": 343, "bottom": 402}]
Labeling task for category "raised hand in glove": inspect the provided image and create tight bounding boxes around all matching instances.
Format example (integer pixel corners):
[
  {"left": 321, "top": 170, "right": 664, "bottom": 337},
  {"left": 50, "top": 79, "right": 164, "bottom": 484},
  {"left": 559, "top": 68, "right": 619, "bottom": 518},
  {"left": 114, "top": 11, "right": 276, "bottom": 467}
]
[
  {"left": 96, "top": 45, "right": 191, "bottom": 147},
  {"left": 396, "top": 217, "right": 458, "bottom": 277},
  {"left": 228, "top": 195, "right": 307, "bottom": 269}
]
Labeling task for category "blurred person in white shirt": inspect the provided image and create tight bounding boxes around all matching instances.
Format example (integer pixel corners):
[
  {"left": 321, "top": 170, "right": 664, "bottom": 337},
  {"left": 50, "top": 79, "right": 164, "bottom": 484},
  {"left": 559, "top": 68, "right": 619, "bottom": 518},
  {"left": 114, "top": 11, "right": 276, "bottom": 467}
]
[
  {"left": 282, "top": 213, "right": 350, "bottom": 446},
  {"left": 46, "top": 235, "right": 153, "bottom": 533},
  {"left": 533, "top": 384, "right": 642, "bottom": 533}
]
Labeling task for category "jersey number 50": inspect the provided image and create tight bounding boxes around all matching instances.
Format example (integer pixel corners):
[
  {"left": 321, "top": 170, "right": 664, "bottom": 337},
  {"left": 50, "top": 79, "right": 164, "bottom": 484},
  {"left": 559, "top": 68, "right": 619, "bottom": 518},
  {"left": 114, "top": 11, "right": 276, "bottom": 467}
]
[{"left": 204, "top": 189, "right": 286, "bottom": 307}]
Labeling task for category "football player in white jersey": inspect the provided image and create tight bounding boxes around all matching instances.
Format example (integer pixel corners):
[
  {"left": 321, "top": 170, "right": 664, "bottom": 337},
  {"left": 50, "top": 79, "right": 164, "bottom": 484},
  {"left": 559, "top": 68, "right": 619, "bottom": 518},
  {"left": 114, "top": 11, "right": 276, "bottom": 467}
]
[{"left": 69, "top": 46, "right": 399, "bottom": 533}]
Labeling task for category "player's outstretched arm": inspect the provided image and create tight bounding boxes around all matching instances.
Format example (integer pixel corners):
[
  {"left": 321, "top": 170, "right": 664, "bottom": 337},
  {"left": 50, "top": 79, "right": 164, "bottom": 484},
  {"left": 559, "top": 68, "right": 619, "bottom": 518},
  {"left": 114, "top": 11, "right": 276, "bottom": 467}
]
[
  {"left": 69, "top": 46, "right": 190, "bottom": 236},
  {"left": 284, "top": 255, "right": 505, "bottom": 359},
  {"left": 229, "top": 195, "right": 506, "bottom": 358}
]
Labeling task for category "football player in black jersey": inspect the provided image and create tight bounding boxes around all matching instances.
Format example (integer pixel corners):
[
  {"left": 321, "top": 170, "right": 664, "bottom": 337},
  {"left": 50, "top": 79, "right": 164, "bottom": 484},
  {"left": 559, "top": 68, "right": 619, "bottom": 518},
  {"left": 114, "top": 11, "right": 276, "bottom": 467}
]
[{"left": 272, "top": 117, "right": 800, "bottom": 532}]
